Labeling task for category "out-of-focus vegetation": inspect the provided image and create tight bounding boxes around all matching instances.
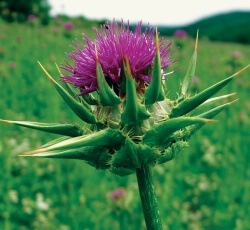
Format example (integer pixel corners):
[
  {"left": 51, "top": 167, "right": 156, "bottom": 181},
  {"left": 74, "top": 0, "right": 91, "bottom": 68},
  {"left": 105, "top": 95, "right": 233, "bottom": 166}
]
[
  {"left": 157, "top": 11, "right": 250, "bottom": 44},
  {"left": 0, "top": 0, "right": 50, "bottom": 24},
  {"left": 0, "top": 16, "right": 250, "bottom": 230}
]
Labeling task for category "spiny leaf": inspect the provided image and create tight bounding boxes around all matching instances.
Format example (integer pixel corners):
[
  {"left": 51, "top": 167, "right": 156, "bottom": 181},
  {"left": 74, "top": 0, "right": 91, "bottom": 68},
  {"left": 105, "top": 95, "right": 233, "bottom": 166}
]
[
  {"left": 40, "top": 136, "right": 71, "bottom": 148},
  {"left": 96, "top": 61, "right": 122, "bottom": 106},
  {"left": 169, "top": 101, "right": 237, "bottom": 142},
  {"left": 23, "top": 128, "right": 126, "bottom": 155},
  {"left": 38, "top": 61, "right": 97, "bottom": 124},
  {"left": 180, "top": 31, "right": 199, "bottom": 97},
  {"left": 82, "top": 93, "right": 99, "bottom": 105},
  {"left": 157, "top": 141, "right": 188, "bottom": 165},
  {"left": 21, "top": 146, "right": 111, "bottom": 169},
  {"left": 121, "top": 58, "right": 150, "bottom": 125},
  {"left": 188, "top": 93, "right": 236, "bottom": 116},
  {"left": 145, "top": 29, "right": 165, "bottom": 104},
  {"left": 143, "top": 117, "right": 213, "bottom": 147},
  {"left": 196, "top": 100, "right": 238, "bottom": 119},
  {"left": 111, "top": 138, "right": 141, "bottom": 170},
  {"left": 170, "top": 64, "right": 250, "bottom": 118},
  {"left": 0, "top": 119, "right": 83, "bottom": 137},
  {"left": 111, "top": 138, "right": 160, "bottom": 176}
]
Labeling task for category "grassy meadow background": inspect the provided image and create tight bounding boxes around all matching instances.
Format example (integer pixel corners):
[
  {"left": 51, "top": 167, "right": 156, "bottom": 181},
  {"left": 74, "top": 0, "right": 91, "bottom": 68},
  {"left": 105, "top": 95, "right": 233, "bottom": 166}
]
[{"left": 0, "top": 16, "right": 250, "bottom": 230}]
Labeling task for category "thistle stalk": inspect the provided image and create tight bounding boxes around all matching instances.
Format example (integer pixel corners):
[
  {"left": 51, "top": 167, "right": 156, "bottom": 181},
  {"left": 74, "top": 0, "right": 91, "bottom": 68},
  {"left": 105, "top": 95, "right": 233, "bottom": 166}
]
[{"left": 136, "top": 165, "right": 162, "bottom": 230}]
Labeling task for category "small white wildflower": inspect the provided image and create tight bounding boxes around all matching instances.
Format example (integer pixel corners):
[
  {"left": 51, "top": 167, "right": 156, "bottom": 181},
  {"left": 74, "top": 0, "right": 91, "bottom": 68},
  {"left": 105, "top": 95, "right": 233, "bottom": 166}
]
[
  {"left": 36, "top": 193, "right": 49, "bottom": 211},
  {"left": 9, "top": 190, "right": 18, "bottom": 203}
]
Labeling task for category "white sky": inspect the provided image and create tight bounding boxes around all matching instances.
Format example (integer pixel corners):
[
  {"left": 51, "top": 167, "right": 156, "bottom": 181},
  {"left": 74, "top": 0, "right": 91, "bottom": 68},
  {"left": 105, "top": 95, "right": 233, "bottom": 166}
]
[{"left": 49, "top": 0, "right": 250, "bottom": 26}]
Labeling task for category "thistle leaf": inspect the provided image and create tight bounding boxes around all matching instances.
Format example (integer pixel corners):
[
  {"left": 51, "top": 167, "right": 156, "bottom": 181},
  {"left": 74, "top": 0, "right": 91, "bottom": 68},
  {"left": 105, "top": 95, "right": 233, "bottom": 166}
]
[
  {"left": 170, "top": 101, "right": 237, "bottom": 142},
  {"left": 157, "top": 141, "right": 188, "bottom": 164},
  {"left": 96, "top": 62, "right": 122, "bottom": 106},
  {"left": 111, "top": 138, "right": 140, "bottom": 170},
  {"left": 40, "top": 136, "right": 71, "bottom": 148},
  {"left": 196, "top": 100, "right": 237, "bottom": 119},
  {"left": 188, "top": 93, "right": 236, "bottom": 116},
  {"left": 170, "top": 64, "right": 250, "bottom": 118},
  {"left": 82, "top": 93, "right": 99, "bottom": 105},
  {"left": 21, "top": 146, "right": 111, "bottom": 169},
  {"left": 121, "top": 58, "right": 150, "bottom": 125},
  {"left": 145, "top": 30, "right": 165, "bottom": 104},
  {"left": 180, "top": 31, "right": 199, "bottom": 97},
  {"left": 23, "top": 128, "right": 125, "bottom": 155},
  {"left": 111, "top": 138, "right": 160, "bottom": 176},
  {"left": 38, "top": 62, "right": 97, "bottom": 124},
  {"left": 143, "top": 117, "right": 212, "bottom": 147},
  {"left": 0, "top": 120, "right": 83, "bottom": 137}
]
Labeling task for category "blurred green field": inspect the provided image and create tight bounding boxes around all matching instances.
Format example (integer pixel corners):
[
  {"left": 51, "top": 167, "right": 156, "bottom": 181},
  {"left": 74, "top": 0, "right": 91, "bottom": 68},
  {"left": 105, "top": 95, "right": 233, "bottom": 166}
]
[{"left": 0, "top": 18, "right": 250, "bottom": 230}]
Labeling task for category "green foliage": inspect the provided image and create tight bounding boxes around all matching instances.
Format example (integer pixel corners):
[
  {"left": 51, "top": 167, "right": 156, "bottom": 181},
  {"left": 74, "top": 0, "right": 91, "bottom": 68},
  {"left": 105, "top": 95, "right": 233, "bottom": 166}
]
[
  {"left": 157, "top": 11, "right": 250, "bottom": 44},
  {"left": 0, "top": 19, "right": 250, "bottom": 229},
  {"left": 0, "top": 0, "right": 51, "bottom": 24}
]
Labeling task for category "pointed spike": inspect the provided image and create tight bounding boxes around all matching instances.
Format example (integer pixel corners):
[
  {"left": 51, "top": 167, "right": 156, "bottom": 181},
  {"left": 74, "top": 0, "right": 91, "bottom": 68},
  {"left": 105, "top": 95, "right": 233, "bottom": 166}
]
[
  {"left": 197, "top": 102, "right": 234, "bottom": 119},
  {"left": 24, "top": 128, "right": 125, "bottom": 154},
  {"left": 94, "top": 43, "right": 99, "bottom": 61},
  {"left": 96, "top": 61, "right": 122, "bottom": 106},
  {"left": 125, "top": 56, "right": 132, "bottom": 76},
  {"left": 55, "top": 62, "right": 63, "bottom": 77},
  {"left": 171, "top": 65, "right": 250, "bottom": 118},
  {"left": 0, "top": 119, "right": 12, "bottom": 124},
  {"left": 38, "top": 62, "right": 98, "bottom": 124},
  {"left": 195, "top": 30, "right": 199, "bottom": 51},
  {"left": 188, "top": 93, "right": 237, "bottom": 116},
  {"left": 21, "top": 146, "right": 111, "bottom": 169},
  {"left": 155, "top": 27, "right": 159, "bottom": 51},
  {"left": 145, "top": 29, "right": 165, "bottom": 105},
  {"left": 228, "top": 98, "right": 239, "bottom": 105},
  {"left": 121, "top": 58, "right": 150, "bottom": 125},
  {"left": 38, "top": 61, "right": 54, "bottom": 83},
  {"left": 0, "top": 120, "right": 83, "bottom": 137},
  {"left": 180, "top": 34, "right": 198, "bottom": 97},
  {"left": 143, "top": 117, "right": 210, "bottom": 147},
  {"left": 231, "top": 64, "right": 250, "bottom": 78}
]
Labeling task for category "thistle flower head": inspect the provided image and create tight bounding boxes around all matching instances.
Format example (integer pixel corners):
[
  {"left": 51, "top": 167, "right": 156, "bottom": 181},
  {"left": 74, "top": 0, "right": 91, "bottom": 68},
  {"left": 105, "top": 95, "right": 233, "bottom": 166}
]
[
  {"left": 174, "top": 29, "right": 188, "bottom": 38},
  {"left": 62, "top": 20, "right": 173, "bottom": 95},
  {"left": 109, "top": 188, "right": 126, "bottom": 200},
  {"left": 64, "top": 21, "right": 74, "bottom": 30},
  {"left": 28, "top": 14, "right": 36, "bottom": 22}
]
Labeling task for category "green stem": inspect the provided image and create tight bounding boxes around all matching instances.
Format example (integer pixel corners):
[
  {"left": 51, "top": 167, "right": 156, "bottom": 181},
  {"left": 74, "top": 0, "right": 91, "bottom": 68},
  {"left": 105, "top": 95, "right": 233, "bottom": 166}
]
[{"left": 136, "top": 164, "right": 163, "bottom": 230}]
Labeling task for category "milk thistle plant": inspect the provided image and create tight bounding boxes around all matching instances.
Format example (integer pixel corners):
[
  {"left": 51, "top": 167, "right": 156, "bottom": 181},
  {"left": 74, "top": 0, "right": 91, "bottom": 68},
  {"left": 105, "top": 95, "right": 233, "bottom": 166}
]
[{"left": 1, "top": 20, "right": 249, "bottom": 229}]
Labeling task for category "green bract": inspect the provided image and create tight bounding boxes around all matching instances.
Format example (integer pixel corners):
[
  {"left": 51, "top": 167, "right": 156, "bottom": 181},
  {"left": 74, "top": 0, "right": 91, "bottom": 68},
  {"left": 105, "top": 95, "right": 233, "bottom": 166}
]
[{"left": 1, "top": 33, "right": 249, "bottom": 177}]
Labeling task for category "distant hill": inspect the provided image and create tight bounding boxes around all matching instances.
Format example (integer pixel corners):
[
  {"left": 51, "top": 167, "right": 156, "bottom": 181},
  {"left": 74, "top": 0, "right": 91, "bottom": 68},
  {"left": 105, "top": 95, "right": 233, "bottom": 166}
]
[{"left": 157, "top": 11, "right": 250, "bottom": 44}]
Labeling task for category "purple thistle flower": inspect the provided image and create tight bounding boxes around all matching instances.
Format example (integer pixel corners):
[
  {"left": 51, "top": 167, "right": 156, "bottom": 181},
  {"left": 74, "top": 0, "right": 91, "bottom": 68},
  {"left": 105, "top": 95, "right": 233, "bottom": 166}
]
[
  {"left": 62, "top": 20, "right": 174, "bottom": 95},
  {"left": 193, "top": 75, "right": 200, "bottom": 84},
  {"left": 64, "top": 21, "right": 74, "bottom": 30},
  {"left": 174, "top": 29, "right": 188, "bottom": 38},
  {"left": 28, "top": 14, "right": 36, "bottom": 22},
  {"left": 8, "top": 61, "right": 16, "bottom": 69},
  {"left": 231, "top": 50, "right": 242, "bottom": 59},
  {"left": 109, "top": 188, "right": 126, "bottom": 200}
]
